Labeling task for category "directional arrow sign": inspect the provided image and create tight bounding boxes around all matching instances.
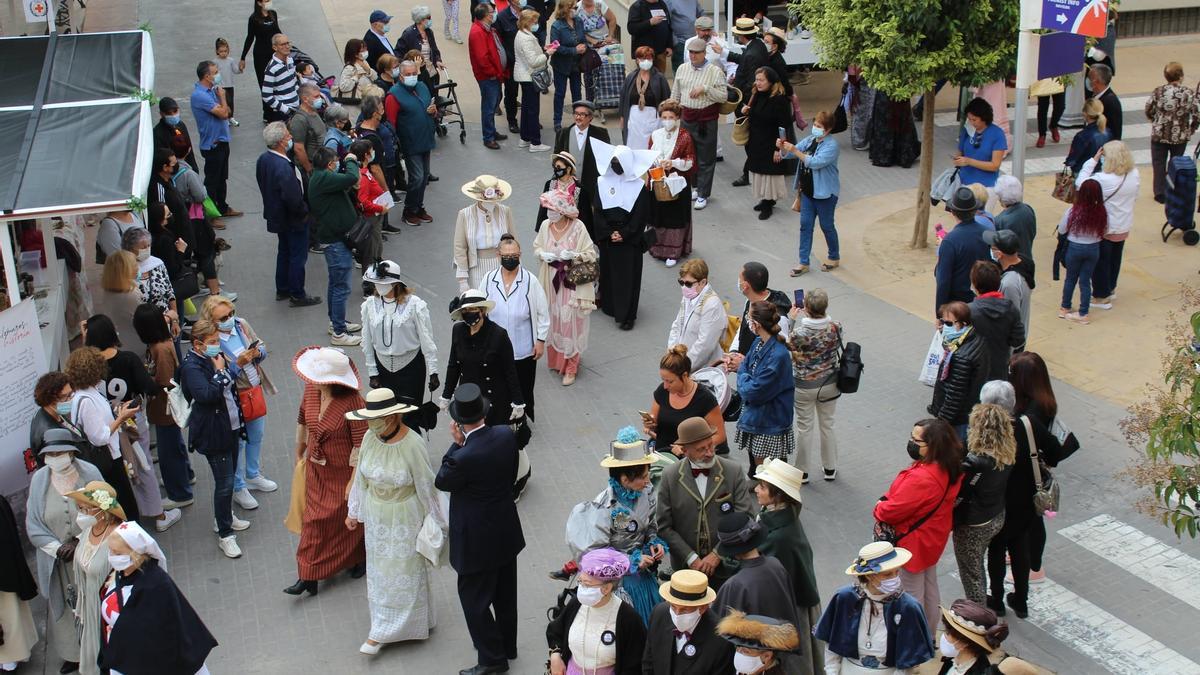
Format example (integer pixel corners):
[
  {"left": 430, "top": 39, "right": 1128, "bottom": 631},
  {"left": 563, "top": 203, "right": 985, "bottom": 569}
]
[
  {"left": 1040, "top": 0, "right": 1108, "bottom": 38},
  {"left": 1057, "top": 12, "right": 1067, "bottom": 23}
]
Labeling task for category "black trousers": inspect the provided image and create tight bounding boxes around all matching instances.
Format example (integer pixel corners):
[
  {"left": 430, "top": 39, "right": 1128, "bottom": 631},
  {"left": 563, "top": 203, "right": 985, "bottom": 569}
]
[
  {"left": 200, "top": 141, "right": 231, "bottom": 212},
  {"left": 514, "top": 356, "right": 536, "bottom": 422},
  {"left": 987, "top": 517, "right": 1032, "bottom": 609},
  {"left": 457, "top": 559, "right": 518, "bottom": 667},
  {"left": 1036, "top": 93, "right": 1065, "bottom": 135},
  {"left": 503, "top": 73, "right": 520, "bottom": 126}
]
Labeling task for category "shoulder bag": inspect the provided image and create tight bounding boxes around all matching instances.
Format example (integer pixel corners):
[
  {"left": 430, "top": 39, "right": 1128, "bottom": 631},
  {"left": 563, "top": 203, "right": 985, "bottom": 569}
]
[
  {"left": 1051, "top": 166, "right": 1076, "bottom": 203},
  {"left": 532, "top": 67, "right": 553, "bottom": 94},
  {"left": 873, "top": 475, "right": 951, "bottom": 545},
  {"left": 1020, "top": 415, "right": 1061, "bottom": 515}
]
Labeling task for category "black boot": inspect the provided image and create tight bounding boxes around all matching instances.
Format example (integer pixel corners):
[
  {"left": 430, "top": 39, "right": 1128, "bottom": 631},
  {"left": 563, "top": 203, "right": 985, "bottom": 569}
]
[
  {"left": 732, "top": 174, "right": 750, "bottom": 187},
  {"left": 348, "top": 562, "right": 366, "bottom": 578},
  {"left": 758, "top": 203, "right": 774, "bottom": 220},
  {"left": 1005, "top": 592, "right": 1027, "bottom": 619},
  {"left": 752, "top": 199, "right": 768, "bottom": 212},
  {"left": 986, "top": 595, "right": 1006, "bottom": 616},
  {"left": 283, "top": 579, "right": 318, "bottom": 596}
]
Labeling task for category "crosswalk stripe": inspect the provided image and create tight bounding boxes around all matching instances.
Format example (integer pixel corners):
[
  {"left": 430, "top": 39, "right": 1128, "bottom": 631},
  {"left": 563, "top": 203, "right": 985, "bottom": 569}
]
[
  {"left": 934, "top": 95, "right": 1149, "bottom": 128},
  {"left": 999, "top": 148, "right": 1152, "bottom": 177},
  {"left": 1022, "top": 122, "right": 1151, "bottom": 147},
  {"left": 1059, "top": 514, "right": 1200, "bottom": 613}
]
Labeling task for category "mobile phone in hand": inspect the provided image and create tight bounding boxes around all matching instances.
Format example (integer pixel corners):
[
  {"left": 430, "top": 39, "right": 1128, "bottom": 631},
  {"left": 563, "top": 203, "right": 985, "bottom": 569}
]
[
  {"left": 778, "top": 127, "right": 787, "bottom": 139},
  {"left": 248, "top": 339, "right": 263, "bottom": 351},
  {"left": 794, "top": 288, "right": 805, "bottom": 307}
]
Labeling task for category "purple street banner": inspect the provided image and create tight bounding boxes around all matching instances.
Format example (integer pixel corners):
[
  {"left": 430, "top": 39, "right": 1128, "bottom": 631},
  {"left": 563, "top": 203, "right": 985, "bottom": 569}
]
[
  {"left": 1037, "top": 32, "right": 1086, "bottom": 80},
  {"left": 1040, "top": 0, "right": 1109, "bottom": 38}
]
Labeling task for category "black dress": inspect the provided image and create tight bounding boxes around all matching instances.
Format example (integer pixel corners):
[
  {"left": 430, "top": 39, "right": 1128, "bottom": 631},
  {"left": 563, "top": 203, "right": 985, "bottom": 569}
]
[
  {"left": 441, "top": 319, "right": 525, "bottom": 425},
  {"left": 597, "top": 189, "right": 653, "bottom": 324},
  {"left": 868, "top": 90, "right": 921, "bottom": 168},
  {"left": 241, "top": 10, "right": 282, "bottom": 116},
  {"left": 746, "top": 93, "right": 797, "bottom": 177}
]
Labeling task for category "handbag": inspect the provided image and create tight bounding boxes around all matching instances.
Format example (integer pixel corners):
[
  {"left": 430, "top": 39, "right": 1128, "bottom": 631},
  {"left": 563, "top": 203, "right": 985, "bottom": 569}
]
[
  {"left": 580, "top": 47, "right": 603, "bottom": 73},
  {"left": 1052, "top": 166, "right": 1077, "bottom": 203},
  {"left": 172, "top": 266, "right": 201, "bottom": 303},
  {"left": 344, "top": 215, "right": 373, "bottom": 261},
  {"left": 918, "top": 330, "right": 943, "bottom": 386},
  {"left": 930, "top": 167, "right": 961, "bottom": 206},
  {"left": 283, "top": 457, "right": 306, "bottom": 535},
  {"left": 531, "top": 67, "right": 553, "bottom": 94},
  {"left": 831, "top": 102, "right": 848, "bottom": 134},
  {"left": 237, "top": 384, "right": 268, "bottom": 421},
  {"left": 202, "top": 196, "right": 222, "bottom": 219},
  {"left": 1021, "top": 416, "right": 1061, "bottom": 515},
  {"left": 566, "top": 259, "right": 599, "bottom": 285},
  {"left": 731, "top": 115, "right": 750, "bottom": 146},
  {"left": 166, "top": 378, "right": 192, "bottom": 427},
  {"left": 719, "top": 86, "right": 742, "bottom": 115},
  {"left": 873, "top": 476, "right": 951, "bottom": 545},
  {"left": 651, "top": 178, "right": 678, "bottom": 202}
]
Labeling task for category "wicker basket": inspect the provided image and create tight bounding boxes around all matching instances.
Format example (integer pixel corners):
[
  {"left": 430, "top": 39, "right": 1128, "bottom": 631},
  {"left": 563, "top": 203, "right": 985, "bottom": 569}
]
[
  {"left": 719, "top": 86, "right": 742, "bottom": 115},
  {"left": 651, "top": 179, "right": 678, "bottom": 202}
]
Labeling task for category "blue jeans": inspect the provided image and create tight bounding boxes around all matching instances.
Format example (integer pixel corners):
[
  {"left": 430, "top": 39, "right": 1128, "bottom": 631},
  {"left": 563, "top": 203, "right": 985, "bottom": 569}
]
[
  {"left": 155, "top": 424, "right": 193, "bottom": 502},
  {"left": 1061, "top": 240, "right": 1100, "bottom": 315},
  {"left": 275, "top": 227, "right": 309, "bottom": 298},
  {"left": 519, "top": 81, "right": 542, "bottom": 145},
  {"left": 404, "top": 151, "right": 431, "bottom": 213},
  {"left": 552, "top": 68, "right": 581, "bottom": 129},
  {"left": 799, "top": 193, "right": 840, "bottom": 266},
  {"left": 324, "top": 240, "right": 353, "bottom": 334},
  {"left": 234, "top": 414, "right": 266, "bottom": 491},
  {"left": 479, "top": 79, "right": 501, "bottom": 142},
  {"left": 207, "top": 442, "right": 239, "bottom": 538}
]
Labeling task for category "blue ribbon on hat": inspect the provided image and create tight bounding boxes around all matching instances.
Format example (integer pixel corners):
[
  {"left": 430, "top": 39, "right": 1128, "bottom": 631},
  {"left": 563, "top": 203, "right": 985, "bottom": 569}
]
[{"left": 852, "top": 550, "right": 897, "bottom": 574}]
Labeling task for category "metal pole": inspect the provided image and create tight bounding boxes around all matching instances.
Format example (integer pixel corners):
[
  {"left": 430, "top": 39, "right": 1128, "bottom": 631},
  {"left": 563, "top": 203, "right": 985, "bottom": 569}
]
[{"left": 1012, "top": 29, "right": 1036, "bottom": 185}]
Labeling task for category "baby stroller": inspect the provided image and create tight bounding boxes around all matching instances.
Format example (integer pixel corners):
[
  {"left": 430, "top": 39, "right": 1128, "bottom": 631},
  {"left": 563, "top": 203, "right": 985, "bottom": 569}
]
[
  {"left": 1161, "top": 155, "right": 1198, "bottom": 245},
  {"left": 433, "top": 79, "right": 467, "bottom": 144},
  {"left": 288, "top": 45, "right": 330, "bottom": 84}
]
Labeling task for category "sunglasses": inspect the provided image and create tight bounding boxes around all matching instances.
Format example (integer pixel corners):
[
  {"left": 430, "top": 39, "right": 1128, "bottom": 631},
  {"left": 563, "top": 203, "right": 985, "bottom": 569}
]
[
  {"left": 968, "top": 132, "right": 982, "bottom": 149},
  {"left": 215, "top": 309, "right": 236, "bottom": 322},
  {"left": 677, "top": 279, "right": 700, "bottom": 288}
]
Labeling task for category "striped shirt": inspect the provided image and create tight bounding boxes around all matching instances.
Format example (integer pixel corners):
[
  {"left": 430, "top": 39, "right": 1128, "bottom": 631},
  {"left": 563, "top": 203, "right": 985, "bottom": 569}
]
[
  {"left": 261, "top": 55, "right": 299, "bottom": 114},
  {"left": 670, "top": 61, "right": 727, "bottom": 111}
]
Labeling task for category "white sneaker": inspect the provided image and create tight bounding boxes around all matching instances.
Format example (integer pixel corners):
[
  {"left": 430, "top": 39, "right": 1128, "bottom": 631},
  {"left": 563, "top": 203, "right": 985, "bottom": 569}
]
[
  {"left": 331, "top": 332, "right": 362, "bottom": 346},
  {"left": 155, "top": 508, "right": 182, "bottom": 532},
  {"left": 161, "top": 497, "right": 194, "bottom": 509},
  {"left": 218, "top": 535, "right": 242, "bottom": 558},
  {"left": 529, "top": 144, "right": 551, "bottom": 153},
  {"left": 214, "top": 515, "right": 252, "bottom": 533},
  {"left": 518, "top": 140, "right": 531, "bottom": 148},
  {"left": 1091, "top": 301, "right": 1113, "bottom": 310},
  {"left": 328, "top": 322, "right": 362, "bottom": 334},
  {"left": 694, "top": 197, "right": 708, "bottom": 210},
  {"left": 244, "top": 475, "right": 278, "bottom": 492},
  {"left": 691, "top": 192, "right": 700, "bottom": 201},
  {"left": 665, "top": 258, "right": 678, "bottom": 267},
  {"left": 230, "top": 117, "right": 240, "bottom": 127},
  {"left": 233, "top": 488, "right": 259, "bottom": 510},
  {"left": 359, "top": 641, "right": 382, "bottom": 655}
]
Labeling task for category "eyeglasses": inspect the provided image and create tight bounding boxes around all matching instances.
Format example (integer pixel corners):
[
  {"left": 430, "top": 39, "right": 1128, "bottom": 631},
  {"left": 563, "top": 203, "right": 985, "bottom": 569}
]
[
  {"left": 573, "top": 111, "right": 592, "bottom": 118},
  {"left": 677, "top": 278, "right": 700, "bottom": 288},
  {"left": 909, "top": 436, "right": 927, "bottom": 445}
]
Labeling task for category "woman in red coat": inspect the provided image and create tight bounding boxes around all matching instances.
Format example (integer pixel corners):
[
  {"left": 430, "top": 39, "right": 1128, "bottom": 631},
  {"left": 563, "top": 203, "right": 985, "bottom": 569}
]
[{"left": 873, "top": 418, "right": 963, "bottom": 638}]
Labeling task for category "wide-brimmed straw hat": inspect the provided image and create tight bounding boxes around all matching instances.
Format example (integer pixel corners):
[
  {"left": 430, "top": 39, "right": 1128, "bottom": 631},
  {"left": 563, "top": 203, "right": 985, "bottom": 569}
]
[
  {"left": 844, "top": 541, "right": 912, "bottom": 576},
  {"left": 716, "top": 610, "right": 801, "bottom": 653},
  {"left": 461, "top": 174, "right": 512, "bottom": 202},
  {"left": 448, "top": 289, "right": 496, "bottom": 321},
  {"left": 345, "top": 387, "right": 417, "bottom": 420},
  {"left": 754, "top": 458, "right": 804, "bottom": 505},
  {"left": 941, "top": 599, "right": 1010, "bottom": 653},
  {"left": 674, "top": 417, "right": 716, "bottom": 447},
  {"left": 732, "top": 17, "right": 759, "bottom": 35},
  {"left": 66, "top": 481, "right": 127, "bottom": 522},
  {"left": 659, "top": 569, "right": 717, "bottom": 607},
  {"left": 600, "top": 426, "right": 655, "bottom": 467},
  {"left": 292, "top": 346, "right": 360, "bottom": 390}
]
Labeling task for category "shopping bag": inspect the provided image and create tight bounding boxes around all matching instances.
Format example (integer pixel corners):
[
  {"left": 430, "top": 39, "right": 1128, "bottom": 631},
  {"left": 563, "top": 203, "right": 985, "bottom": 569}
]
[
  {"left": 930, "top": 168, "right": 961, "bottom": 206},
  {"left": 918, "top": 330, "right": 944, "bottom": 387},
  {"left": 1051, "top": 166, "right": 1076, "bottom": 204},
  {"left": 284, "top": 459, "right": 306, "bottom": 535}
]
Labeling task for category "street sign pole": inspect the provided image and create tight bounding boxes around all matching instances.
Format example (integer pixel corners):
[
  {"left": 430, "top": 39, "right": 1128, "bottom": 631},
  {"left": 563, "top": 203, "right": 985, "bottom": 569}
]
[{"left": 1012, "top": 0, "right": 1042, "bottom": 185}]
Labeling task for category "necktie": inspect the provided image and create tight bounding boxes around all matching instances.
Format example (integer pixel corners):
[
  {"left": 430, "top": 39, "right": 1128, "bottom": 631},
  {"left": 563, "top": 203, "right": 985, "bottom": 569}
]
[{"left": 691, "top": 468, "right": 710, "bottom": 477}]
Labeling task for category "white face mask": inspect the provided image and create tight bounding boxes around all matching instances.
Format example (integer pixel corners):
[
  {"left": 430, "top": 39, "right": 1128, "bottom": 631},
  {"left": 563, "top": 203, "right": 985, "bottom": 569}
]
[
  {"left": 576, "top": 584, "right": 606, "bottom": 607},
  {"left": 877, "top": 576, "right": 903, "bottom": 595},
  {"left": 108, "top": 554, "right": 134, "bottom": 571},
  {"left": 44, "top": 454, "right": 73, "bottom": 473},
  {"left": 374, "top": 282, "right": 394, "bottom": 297},
  {"left": 76, "top": 513, "right": 97, "bottom": 531},
  {"left": 360, "top": 51, "right": 369, "bottom": 61},
  {"left": 939, "top": 634, "right": 959, "bottom": 659},
  {"left": 662, "top": 119, "right": 678, "bottom": 131},
  {"left": 669, "top": 606, "right": 702, "bottom": 633},
  {"left": 546, "top": 209, "right": 561, "bottom": 221},
  {"left": 637, "top": 59, "right": 653, "bottom": 71},
  {"left": 733, "top": 652, "right": 765, "bottom": 674},
  {"left": 136, "top": 248, "right": 151, "bottom": 262}
]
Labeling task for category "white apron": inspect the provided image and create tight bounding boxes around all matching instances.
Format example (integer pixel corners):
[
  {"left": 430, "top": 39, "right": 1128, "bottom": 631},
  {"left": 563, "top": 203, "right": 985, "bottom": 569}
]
[{"left": 625, "top": 105, "right": 660, "bottom": 152}]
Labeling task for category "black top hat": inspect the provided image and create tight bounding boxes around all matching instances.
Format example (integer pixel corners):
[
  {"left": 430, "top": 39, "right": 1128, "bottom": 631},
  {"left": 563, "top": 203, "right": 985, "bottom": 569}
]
[
  {"left": 715, "top": 511, "right": 767, "bottom": 557},
  {"left": 947, "top": 186, "right": 981, "bottom": 213},
  {"left": 982, "top": 228, "right": 1020, "bottom": 255},
  {"left": 449, "top": 383, "right": 490, "bottom": 424}
]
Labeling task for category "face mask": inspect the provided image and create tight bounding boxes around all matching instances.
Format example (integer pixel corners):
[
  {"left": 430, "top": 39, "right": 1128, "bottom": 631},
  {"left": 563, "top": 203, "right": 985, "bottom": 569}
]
[
  {"left": 374, "top": 282, "right": 395, "bottom": 297},
  {"left": 361, "top": 51, "right": 370, "bottom": 61},
  {"left": 213, "top": 72, "right": 224, "bottom": 86},
  {"left": 76, "top": 513, "right": 97, "bottom": 531},
  {"left": 638, "top": 59, "right": 653, "bottom": 71},
  {"left": 382, "top": 23, "right": 391, "bottom": 33},
  {"left": 576, "top": 584, "right": 606, "bottom": 607},
  {"left": 733, "top": 652, "right": 765, "bottom": 674},
  {"left": 552, "top": 166, "right": 568, "bottom": 178},
  {"left": 460, "top": 311, "right": 482, "bottom": 326},
  {"left": 942, "top": 324, "right": 967, "bottom": 342},
  {"left": 906, "top": 440, "right": 922, "bottom": 461},
  {"left": 663, "top": 119, "right": 678, "bottom": 131},
  {"left": 531, "top": 23, "right": 540, "bottom": 32},
  {"left": 218, "top": 318, "right": 236, "bottom": 331},
  {"left": 681, "top": 285, "right": 700, "bottom": 300},
  {"left": 56, "top": 401, "right": 73, "bottom": 417},
  {"left": 286, "top": 138, "right": 294, "bottom": 151},
  {"left": 205, "top": 344, "right": 222, "bottom": 357},
  {"left": 546, "top": 209, "right": 561, "bottom": 221},
  {"left": 391, "top": 66, "right": 401, "bottom": 77},
  {"left": 312, "top": 97, "right": 325, "bottom": 109},
  {"left": 810, "top": 126, "right": 825, "bottom": 139},
  {"left": 939, "top": 634, "right": 959, "bottom": 659},
  {"left": 669, "top": 606, "right": 702, "bottom": 633},
  {"left": 500, "top": 256, "right": 520, "bottom": 271},
  {"left": 403, "top": 75, "right": 419, "bottom": 87},
  {"left": 367, "top": 418, "right": 392, "bottom": 433},
  {"left": 261, "top": 0, "right": 272, "bottom": 9},
  {"left": 45, "top": 454, "right": 73, "bottom": 473},
  {"left": 165, "top": 114, "right": 181, "bottom": 126},
  {"left": 108, "top": 554, "right": 134, "bottom": 572},
  {"left": 878, "top": 576, "right": 904, "bottom": 595},
  {"left": 136, "top": 248, "right": 151, "bottom": 262}
]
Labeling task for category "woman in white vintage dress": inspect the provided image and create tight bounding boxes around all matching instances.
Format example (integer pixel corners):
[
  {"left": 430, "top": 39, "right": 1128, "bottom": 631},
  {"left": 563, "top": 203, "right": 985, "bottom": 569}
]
[
  {"left": 345, "top": 388, "right": 446, "bottom": 655},
  {"left": 68, "top": 481, "right": 125, "bottom": 675},
  {"left": 533, "top": 190, "right": 598, "bottom": 387}
]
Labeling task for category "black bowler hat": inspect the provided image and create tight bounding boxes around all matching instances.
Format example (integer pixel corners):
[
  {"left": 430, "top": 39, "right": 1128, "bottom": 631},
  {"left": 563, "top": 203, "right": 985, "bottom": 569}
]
[
  {"left": 449, "top": 383, "right": 490, "bottom": 424},
  {"left": 947, "top": 186, "right": 981, "bottom": 213},
  {"left": 716, "top": 511, "right": 767, "bottom": 557}
]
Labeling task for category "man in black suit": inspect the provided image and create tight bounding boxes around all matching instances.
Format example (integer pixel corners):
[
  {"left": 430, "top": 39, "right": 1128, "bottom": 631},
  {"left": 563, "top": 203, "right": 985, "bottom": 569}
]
[
  {"left": 642, "top": 570, "right": 735, "bottom": 674},
  {"left": 1087, "top": 62, "right": 1122, "bottom": 140},
  {"left": 435, "top": 384, "right": 525, "bottom": 675},
  {"left": 254, "top": 122, "right": 321, "bottom": 306},
  {"left": 728, "top": 18, "right": 768, "bottom": 186},
  {"left": 363, "top": 9, "right": 397, "bottom": 70},
  {"left": 553, "top": 101, "right": 611, "bottom": 233},
  {"left": 494, "top": 0, "right": 522, "bottom": 134}
]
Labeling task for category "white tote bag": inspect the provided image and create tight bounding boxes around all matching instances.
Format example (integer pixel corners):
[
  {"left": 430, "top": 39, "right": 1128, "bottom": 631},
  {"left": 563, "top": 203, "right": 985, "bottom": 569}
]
[
  {"left": 167, "top": 379, "right": 192, "bottom": 427},
  {"left": 918, "top": 330, "right": 945, "bottom": 387}
]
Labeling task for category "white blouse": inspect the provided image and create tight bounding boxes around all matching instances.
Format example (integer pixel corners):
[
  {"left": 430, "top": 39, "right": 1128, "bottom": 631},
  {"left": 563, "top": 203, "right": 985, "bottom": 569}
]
[
  {"left": 359, "top": 294, "right": 439, "bottom": 377},
  {"left": 650, "top": 127, "right": 693, "bottom": 172},
  {"left": 72, "top": 387, "right": 120, "bottom": 459},
  {"left": 568, "top": 595, "right": 622, "bottom": 669}
]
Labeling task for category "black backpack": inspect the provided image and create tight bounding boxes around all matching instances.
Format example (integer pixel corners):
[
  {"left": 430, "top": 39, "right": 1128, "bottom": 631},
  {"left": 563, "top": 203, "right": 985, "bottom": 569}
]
[{"left": 837, "top": 340, "right": 863, "bottom": 394}]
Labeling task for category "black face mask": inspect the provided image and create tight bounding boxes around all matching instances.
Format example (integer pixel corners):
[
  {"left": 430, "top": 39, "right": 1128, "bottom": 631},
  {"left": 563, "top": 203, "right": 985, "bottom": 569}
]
[
  {"left": 906, "top": 440, "right": 922, "bottom": 461},
  {"left": 552, "top": 166, "right": 568, "bottom": 179},
  {"left": 460, "top": 311, "right": 482, "bottom": 326},
  {"left": 500, "top": 256, "right": 520, "bottom": 271}
]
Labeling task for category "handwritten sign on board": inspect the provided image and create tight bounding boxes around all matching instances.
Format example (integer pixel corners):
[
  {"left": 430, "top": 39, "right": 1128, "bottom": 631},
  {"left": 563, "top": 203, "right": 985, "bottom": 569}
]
[{"left": 0, "top": 300, "right": 49, "bottom": 496}]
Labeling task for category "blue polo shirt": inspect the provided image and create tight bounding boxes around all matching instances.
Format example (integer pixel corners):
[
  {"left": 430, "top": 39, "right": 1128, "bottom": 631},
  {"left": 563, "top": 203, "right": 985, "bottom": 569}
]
[
  {"left": 957, "top": 123, "right": 1006, "bottom": 187},
  {"left": 189, "top": 82, "right": 230, "bottom": 151}
]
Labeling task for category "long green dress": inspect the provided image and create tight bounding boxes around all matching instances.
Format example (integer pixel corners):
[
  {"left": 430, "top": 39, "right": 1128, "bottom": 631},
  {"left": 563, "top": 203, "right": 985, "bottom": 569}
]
[{"left": 758, "top": 504, "right": 824, "bottom": 675}]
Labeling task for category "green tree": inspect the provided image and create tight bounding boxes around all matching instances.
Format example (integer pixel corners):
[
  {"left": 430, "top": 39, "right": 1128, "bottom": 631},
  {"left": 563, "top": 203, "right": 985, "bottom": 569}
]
[
  {"left": 789, "top": 0, "right": 1019, "bottom": 247},
  {"left": 1122, "top": 286, "right": 1200, "bottom": 539}
]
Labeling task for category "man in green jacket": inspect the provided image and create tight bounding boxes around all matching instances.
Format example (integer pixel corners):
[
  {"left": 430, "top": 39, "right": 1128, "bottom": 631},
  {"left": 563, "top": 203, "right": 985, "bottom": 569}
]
[{"left": 307, "top": 147, "right": 362, "bottom": 346}]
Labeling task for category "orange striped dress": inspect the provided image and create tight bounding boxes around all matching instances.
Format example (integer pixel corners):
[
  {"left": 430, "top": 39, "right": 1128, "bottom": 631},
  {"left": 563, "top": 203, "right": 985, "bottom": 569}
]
[{"left": 296, "top": 384, "right": 367, "bottom": 580}]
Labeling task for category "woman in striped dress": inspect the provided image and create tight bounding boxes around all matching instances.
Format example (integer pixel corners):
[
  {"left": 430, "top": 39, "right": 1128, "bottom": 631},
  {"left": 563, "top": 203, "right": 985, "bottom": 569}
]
[{"left": 285, "top": 347, "right": 367, "bottom": 597}]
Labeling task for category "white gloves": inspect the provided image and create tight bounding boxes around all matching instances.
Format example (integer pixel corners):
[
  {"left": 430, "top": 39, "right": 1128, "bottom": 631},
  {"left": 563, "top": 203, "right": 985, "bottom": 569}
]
[
  {"left": 559, "top": 250, "right": 578, "bottom": 261},
  {"left": 437, "top": 396, "right": 451, "bottom": 411},
  {"left": 510, "top": 404, "right": 526, "bottom": 421},
  {"left": 539, "top": 251, "right": 558, "bottom": 263}
]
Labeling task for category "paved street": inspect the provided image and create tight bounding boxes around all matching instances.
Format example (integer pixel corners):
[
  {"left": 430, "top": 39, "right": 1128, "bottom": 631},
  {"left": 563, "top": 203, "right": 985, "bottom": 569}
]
[{"left": 13, "top": 0, "right": 1200, "bottom": 673}]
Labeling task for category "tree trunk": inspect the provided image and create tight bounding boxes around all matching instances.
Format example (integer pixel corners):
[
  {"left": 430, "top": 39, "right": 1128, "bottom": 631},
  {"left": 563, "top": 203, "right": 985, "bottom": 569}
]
[{"left": 910, "top": 87, "right": 938, "bottom": 249}]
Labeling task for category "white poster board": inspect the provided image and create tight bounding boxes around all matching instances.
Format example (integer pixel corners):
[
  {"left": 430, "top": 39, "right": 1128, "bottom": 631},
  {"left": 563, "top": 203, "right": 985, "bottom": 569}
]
[{"left": 0, "top": 299, "right": 49, "bottom": 496}]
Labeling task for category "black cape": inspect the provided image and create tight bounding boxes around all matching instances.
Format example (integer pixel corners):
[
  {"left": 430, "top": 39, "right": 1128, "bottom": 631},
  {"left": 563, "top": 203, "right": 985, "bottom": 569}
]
[
  {"left": 99, "top": 560, "right": 217, "bottom": 674},
  {"left": 0, "top": 497, "right": 37, "bottom": 600}
]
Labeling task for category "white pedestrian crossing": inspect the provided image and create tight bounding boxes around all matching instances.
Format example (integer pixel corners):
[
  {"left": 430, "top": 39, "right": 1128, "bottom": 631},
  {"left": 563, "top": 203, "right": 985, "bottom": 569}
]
[
  {"left": 933, "top": 95, "right": 1149, "bottom": 128},
  {"left": 999, "top": 148, "right": 1151, "bottom": 177}
]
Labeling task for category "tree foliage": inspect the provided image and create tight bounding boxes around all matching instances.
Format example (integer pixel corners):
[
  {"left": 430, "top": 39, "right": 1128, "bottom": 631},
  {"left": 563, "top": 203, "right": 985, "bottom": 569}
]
[{"left": 789, "top": 0, "right": 1019, "bottom": 246}]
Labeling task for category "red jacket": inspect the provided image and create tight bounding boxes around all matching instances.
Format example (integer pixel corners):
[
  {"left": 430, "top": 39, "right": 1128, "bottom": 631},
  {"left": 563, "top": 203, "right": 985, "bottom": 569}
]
[
  {"left": 873, "top": 462, "right": 961, "bottom": 573},
  {"left": 468, "top": 20, "right": 507, "bottom": 82},
  {"left": 357, "top": 166, "right": 387, "bottom": 216}
]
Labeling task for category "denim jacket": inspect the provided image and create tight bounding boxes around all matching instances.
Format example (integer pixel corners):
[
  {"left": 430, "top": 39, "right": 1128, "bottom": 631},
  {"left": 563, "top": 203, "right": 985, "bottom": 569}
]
[
  {"left": 735, "top": 336, "right": 795, "bottom": 435},
  {"left": 789, "top": 134, "right": 840, "bottom": 200}
]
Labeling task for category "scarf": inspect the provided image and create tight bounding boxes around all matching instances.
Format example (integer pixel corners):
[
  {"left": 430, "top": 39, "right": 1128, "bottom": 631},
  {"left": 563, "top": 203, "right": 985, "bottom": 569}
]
[
  {"left": 939, "top": 327, "right": 972, "bottom": 381},
  {"left": 635, "top": 72, "right": 649, "bottom": 110},
  {"left": 608, "top": 477, "right": 641, "bottom": 507}
]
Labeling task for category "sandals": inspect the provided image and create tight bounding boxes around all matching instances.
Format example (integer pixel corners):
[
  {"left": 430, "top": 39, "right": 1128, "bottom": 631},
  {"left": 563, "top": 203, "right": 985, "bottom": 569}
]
[
  {"left": 821, "top": 260, "right": 840, "bottom": 271},
  {"left": 791, "top": 261, "right": 839, "bottom": 276},
  {"left": 790, "top": 265, "right": 809, "bottom": 277}
]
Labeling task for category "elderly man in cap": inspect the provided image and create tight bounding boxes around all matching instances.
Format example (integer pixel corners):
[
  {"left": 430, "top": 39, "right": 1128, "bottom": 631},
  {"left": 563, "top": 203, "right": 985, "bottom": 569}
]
[
  {"left": 435, "top": 383, "right": 525, "bottom": 675},
  {"left": 671, "top": 39, "right": 728, "bottom": 209},
  {"left": 657, "top": 417, "right": 755, "bottom": 589},
  {"left": 643, "top": 569, "right": 736, "bottom": 674},
  {"left": 363, "top": 9, "right": 397, "bottom": 69},
  {"left": 688, "top": 17, "right": 736, "bottom": 80},
  {"left": 934, "top": 186, "right": 992, "bottom": 320}
]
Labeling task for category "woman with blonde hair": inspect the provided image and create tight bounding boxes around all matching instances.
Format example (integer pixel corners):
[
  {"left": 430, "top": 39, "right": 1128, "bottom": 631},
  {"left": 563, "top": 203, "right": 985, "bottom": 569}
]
[
  {"left": 513, "top": 8, "right": 552, "bottom": 151},
  {"left": 667, "top": 258, "right": 725, "bottom": 369},
  {"left": 93, "top": 250, "right": 144, "bottom": 351},
  {"left": 1074, "top": 139, "right": 1140, "bottom": 309},
  {"left": 548, "top": 0, "right": 586, "bottom": 130},
  {"left": 1064, "top": 98, "right": 1108, "bottom": 174},
  {"left": 952, "top": 400, "right": 1015, "bottom": 605}
]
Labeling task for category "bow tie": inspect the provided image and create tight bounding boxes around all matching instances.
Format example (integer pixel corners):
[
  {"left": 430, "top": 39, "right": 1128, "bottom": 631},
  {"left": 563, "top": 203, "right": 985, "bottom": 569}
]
[
  {"left": 673, "top": 630, "right": 691, "bottom": 640},
  {"left": 691, "top": 468, "right": 710, "bottom": 477}
]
